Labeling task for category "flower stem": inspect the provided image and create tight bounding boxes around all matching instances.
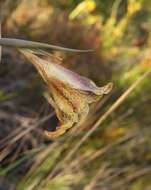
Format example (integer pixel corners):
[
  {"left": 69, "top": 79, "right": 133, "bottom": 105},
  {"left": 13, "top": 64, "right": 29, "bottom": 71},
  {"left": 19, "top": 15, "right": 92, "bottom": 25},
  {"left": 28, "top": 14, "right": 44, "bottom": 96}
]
[{"left": 0, "top": 38, "right": 93, "bottom": 53}]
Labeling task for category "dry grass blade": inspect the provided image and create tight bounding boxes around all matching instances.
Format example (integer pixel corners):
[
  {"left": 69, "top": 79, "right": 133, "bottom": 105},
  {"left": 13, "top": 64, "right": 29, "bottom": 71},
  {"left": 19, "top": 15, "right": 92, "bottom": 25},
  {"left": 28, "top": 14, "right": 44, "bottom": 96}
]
[
  {"left": 47, "top": 68, "right": 151, "bottom": 179},
  {"left": 63, "top": 68, "right": 151, "bottom": 162},
  {"left": 0, "top": 113, "right": 53, "bottom": 162},
  {"left": 21, "top": 143, "right": 57, "bottom": 181},
  {"left": 81, "top": 129, "right": 137, "bottom": 167},
  {"left": 83, "top": 164, "right": 108, "bottom": 190},
  {"left": 112, "top": 167, "right": 151, "bottom": 189}
]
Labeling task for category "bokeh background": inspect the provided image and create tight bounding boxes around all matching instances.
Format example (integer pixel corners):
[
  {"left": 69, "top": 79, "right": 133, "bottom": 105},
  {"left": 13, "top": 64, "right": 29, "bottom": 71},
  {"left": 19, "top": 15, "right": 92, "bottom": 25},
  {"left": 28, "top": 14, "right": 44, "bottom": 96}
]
[{"left": 0, "top": 0, "right": 151, "bottom": 189}]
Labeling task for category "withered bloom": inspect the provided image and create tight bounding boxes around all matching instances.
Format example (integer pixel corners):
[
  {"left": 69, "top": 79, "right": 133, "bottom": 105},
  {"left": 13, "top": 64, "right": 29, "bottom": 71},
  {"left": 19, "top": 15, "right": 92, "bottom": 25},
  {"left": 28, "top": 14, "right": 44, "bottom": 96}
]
[{"left": 20, "top": 49, "right": 113, "bottom": 138}]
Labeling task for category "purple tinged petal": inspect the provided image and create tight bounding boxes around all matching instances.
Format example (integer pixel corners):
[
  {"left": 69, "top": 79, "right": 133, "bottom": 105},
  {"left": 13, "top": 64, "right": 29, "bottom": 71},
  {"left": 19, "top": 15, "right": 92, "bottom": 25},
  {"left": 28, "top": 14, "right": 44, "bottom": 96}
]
[{"left": 20, "top": 49, "right": 113, "bottom": 95}]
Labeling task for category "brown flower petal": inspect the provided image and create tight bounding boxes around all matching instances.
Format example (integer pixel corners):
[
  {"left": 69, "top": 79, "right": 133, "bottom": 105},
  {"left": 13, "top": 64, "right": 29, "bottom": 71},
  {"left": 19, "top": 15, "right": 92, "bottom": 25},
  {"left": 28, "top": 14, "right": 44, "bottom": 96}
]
[
  {"left": 20, "top": 49, "right": 113, "bottom": 138},
  {"left": 20, "top": 49, "right": 112, "bottom": 93}
]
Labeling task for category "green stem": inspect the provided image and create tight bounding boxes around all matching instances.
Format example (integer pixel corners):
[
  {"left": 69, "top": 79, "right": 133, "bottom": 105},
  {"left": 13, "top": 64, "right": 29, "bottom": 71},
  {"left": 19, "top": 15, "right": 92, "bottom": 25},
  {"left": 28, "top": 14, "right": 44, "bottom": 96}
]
[{"left": 0, "top": 38, "right": 93, "bottom": 52}]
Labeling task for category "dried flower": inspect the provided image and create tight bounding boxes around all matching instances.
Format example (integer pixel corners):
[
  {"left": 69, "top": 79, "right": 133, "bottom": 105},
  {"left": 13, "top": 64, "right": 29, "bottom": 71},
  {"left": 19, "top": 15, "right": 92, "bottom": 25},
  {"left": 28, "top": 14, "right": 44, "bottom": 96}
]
[
  {"left": 0, "top": 36, "right": 112, "bottom": 138},
  {"left": 20, "top": 49, "right": 113, "bottom": 138}
]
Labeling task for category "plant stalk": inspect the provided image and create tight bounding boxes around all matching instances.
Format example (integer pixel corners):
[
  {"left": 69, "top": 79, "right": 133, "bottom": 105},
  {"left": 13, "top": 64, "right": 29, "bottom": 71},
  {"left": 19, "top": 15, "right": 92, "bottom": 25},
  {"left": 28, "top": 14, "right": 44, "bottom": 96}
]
[{"left": 0, "top": 38, "right": 93, "bottom": 52}]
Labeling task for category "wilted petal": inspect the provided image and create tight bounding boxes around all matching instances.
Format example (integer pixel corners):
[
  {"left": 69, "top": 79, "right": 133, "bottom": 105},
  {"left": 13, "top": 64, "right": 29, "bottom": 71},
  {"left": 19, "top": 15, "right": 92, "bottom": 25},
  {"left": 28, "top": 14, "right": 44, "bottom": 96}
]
[
  {"left": 20, "top": 49, "right": 113, "bottom": 138},
  {"left": 20, "top": 49, "right": 112, "bottom": 95}
]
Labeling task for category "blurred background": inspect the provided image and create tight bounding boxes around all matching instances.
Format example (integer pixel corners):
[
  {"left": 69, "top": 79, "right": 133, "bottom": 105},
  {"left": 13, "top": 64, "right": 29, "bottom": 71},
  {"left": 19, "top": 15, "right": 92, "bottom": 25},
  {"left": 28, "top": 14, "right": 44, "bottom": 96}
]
[{"left": 0, "top": 0, "right": 151, "bottom": 189}]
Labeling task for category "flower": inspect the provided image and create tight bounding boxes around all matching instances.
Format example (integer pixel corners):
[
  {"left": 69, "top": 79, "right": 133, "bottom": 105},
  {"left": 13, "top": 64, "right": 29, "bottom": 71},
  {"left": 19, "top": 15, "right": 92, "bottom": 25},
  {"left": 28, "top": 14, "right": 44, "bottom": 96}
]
[{"left": 20, "top": 49, "right": 113, "bottom": 138}]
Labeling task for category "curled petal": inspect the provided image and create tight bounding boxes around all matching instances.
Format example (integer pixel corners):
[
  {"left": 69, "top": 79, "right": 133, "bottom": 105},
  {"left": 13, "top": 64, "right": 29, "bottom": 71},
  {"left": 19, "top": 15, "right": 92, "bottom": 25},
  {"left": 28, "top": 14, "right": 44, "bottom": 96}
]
[
  {"left": 20, "top": 49, "right": 113, "bottom": 95},
  {"left": 20, "top": 48, "right": 113, "bottom": 138},
  {"left": 94, "top": 82, "right": 113, "bottom": 95}
]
